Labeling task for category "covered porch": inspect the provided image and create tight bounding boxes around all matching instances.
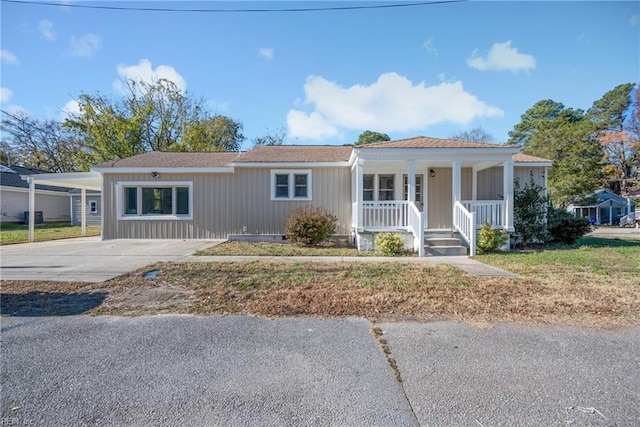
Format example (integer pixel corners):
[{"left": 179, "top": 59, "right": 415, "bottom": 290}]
[{"left": 349, "top": 142, "right": 520, "bottom": 256}]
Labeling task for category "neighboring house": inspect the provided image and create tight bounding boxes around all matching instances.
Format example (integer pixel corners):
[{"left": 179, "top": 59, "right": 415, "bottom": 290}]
[
  {"left": 0, "top": 164, "right": 71, "bottom": 223},
  {"left": 568, "top": 189, "right": 636, "bottom": 226},
  {"left": 91, "top": 136, "right": 552, "bottom": 256},
  {"left": 68, "top": 189, "right": 102, "bottom": 226}
]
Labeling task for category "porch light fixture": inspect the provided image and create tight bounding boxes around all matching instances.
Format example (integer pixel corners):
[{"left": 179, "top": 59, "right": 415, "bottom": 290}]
[
  {"left": 151, "top": 171, "right": 159, "bottom": 179},
  {"left": 429, "top": 169, "right": 435, "bottom": 178}
]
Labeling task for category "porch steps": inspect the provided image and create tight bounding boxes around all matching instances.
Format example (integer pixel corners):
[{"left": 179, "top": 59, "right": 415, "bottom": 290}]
[{"left": 424, "top": 234, "right": 468, "bottom": 256}]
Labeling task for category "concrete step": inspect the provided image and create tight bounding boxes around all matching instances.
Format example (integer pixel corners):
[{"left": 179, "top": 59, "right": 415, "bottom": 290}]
[
  {"left": 426, "top": 245, "right": 468, "bottom": 256},
  {"left": 425, "top": 237, "right": 462, "bottom": 247}
]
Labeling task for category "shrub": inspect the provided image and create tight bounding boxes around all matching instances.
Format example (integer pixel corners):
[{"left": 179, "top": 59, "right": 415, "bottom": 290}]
[
  {"left": 514, "top": 175, "right": 550, "bottom": 245},
  {"left": 547, "top": 206, "right": 591, "bottom": 245},
  {"left": 476, "top": 222, "right": 508, "bottom": 254},
  {"left": 285, "top": 206, "right": 337, "bottom": 246},
  {"left": 374, "top": 233, "right": 405, "bottom": 256}
]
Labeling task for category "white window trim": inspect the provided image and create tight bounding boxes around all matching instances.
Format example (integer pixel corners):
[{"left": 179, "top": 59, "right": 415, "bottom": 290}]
[
  {"left": 116, "top": 181, "right": 193, "bottom": 220},
  {"left": 270, "top": 170, "right": 312, "bottom": 201},
  {"left": 89, "top": 200, "right": 98, "bottom": 214},
  {"left": 363, "top": 173, "right": 397, "bottom": 201}
]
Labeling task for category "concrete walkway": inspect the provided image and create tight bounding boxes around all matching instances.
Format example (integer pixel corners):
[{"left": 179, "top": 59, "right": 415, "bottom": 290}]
[{"left": 185, "top": 255, "right": 517, "bottom": 277}]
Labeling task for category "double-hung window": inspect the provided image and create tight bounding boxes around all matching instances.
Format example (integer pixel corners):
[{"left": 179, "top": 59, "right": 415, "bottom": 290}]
[
  {"left": 403, "top": 175, "right": 423, "bottom": 203},
  {"left": 362, "top": 174, "right": 396, "bottom": 201},
  {"left": 89, "top": 200, "right": 98, "bottom": 214},
  {"left": 271, "top": 170, "right": 312, "bottom": 200},
  {"left": 118, "top": 181, "right": 192, "bottom": 220},
  {"left": 378, "top": 175, "right": 395, "bottom": 201}
]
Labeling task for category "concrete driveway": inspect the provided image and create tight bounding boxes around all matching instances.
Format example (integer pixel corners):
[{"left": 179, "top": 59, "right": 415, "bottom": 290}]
[{"left": 0, "top": 237, "right": 220, "bottom": 282}]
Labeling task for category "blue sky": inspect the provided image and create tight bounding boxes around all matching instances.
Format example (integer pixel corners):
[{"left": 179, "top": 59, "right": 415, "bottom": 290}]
[{"left": 1, "top": 1, "right": 638, "bottom": 150}]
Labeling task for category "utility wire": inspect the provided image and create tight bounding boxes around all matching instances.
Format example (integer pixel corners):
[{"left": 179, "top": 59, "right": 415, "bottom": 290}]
[{"left": 1, "top": 0, "right": 465, "bottom": 13}]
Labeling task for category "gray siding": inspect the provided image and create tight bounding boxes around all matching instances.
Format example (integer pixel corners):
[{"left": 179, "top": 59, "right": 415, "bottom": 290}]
[
  {"left": 71, "top": 195, "right": 102, "bottom": 226},
  {"left": 102, "top": 167, "right": 351, "bottom": 239}
]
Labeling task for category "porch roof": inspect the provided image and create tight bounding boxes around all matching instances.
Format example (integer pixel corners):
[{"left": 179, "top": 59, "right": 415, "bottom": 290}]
[{"left": 357, "top": 136, "right": 513, "bottom": 149}]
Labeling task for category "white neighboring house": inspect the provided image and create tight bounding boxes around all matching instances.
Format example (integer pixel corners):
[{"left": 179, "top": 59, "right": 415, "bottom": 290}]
[{"left": 0, "top": 164, "right": 71, "bottom": 223}]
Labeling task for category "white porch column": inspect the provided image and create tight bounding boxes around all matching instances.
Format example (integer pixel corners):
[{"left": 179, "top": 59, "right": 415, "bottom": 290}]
[
  {"left": 355, "top": 159, "right": 364, "bottom": 229},
  {"left": 407, "top": 160, "right": 416, "bottom": 203},
  {"left": 452, "top": 160, "right": 461, "bottom": 205},
  {"left": 503, "top": 160, "right": 514, "bottom": 231},
  {"left": 81, "top": 188, "right": 87, "bottom": 237},
  {"left": 28, "top": 178, "right": 35, "bottom": 242},
  {"left": 609, "top": 202, "right": 613, "bottom": 226}
]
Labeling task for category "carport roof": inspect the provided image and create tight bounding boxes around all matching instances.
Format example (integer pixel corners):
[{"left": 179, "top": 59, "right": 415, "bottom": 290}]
[{"left": 22, "top": 171, "right": 102, "bottom": 191}]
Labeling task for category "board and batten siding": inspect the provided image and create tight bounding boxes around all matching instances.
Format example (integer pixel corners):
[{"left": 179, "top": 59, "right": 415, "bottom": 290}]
[
  {"left": 71, "top": 195, "right": 102, "bottom": 226},
  {"left": 102, "top": 167, "right": 351, "bottom": 239}
]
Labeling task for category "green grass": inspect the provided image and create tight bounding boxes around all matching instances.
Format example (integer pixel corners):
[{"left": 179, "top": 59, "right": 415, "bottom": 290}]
[
  {"left": 477, "top": 236, "right": 640, "bottom": 276},
  {"left": 0, "top": 222, "right": 101, "bottom": 245},
  {"left": 195, "top": 240, "right": 415, "bottom": 257}
]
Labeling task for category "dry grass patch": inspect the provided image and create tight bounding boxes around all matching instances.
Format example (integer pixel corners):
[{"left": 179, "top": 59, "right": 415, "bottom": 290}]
[
  {"left": 195, "top": 240, "right": 411, "bottom": 257},
  {"left": 2, "top": 256, "right": 638, "bottom": 328}
]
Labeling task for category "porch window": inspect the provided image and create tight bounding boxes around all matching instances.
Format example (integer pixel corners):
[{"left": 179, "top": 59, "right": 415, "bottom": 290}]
[
  {"left": 271, "top": 170, "right": 312, "bottom": 200},
  {"left": 363, "top": 175, "right": 374, "bottom": 201},
  {"left": 118, "top": 181, "right": 193, "bottom": 220},
  {"left": 378, "top": 175, "right": 394, "bottom": 201},
  {"left": 403, "top": 175, "right": 423, "bottom": 203}
]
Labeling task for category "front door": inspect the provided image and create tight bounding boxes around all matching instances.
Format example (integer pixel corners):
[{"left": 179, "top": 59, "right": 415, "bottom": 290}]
[{"left": 427, "top": 168, "right": 452, "bottom": 229}]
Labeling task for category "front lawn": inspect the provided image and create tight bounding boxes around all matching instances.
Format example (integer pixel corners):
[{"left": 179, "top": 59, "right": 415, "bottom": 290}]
[
  {"left": 0, "top": 222, "right": 101, "bottom": 245},
  {"left": 196, "top": 240, "right": 415, "bottom": 257},
  {"left": 3, "top": 236, "right": 638, "bottom": 328}
]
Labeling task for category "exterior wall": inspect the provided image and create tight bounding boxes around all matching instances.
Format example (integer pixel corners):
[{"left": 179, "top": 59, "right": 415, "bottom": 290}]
[
  {"left": 71, "top": 194, "right": 102, "bottom": 226},
  {"left": 102, "top": 167, "right": 351, "bottom": 239},
  {"left": 477, "top": 166, "right": 504, "bottom": 200},
  {"left": 0, "top": 187, "right": 70, "bottom": 223},
  {"left": 514, "top": 166, "right": 546, "bottom": 189}
]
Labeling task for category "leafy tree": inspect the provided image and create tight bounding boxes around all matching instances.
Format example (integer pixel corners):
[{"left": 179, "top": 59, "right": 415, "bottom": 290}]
[
  {"left": 508, "top": 101, "right": 601, "bottom": 207},
  {"left": 355, "top": 130, "right": 390, "bottom": 146},
  {"left": 587, "top": 83, "right": 638, "bottom": 194},
  {"left": 1, "top": 110, "right": 82, "bottom": 172},
  {"left": 451, "top": 126, "right": 494, "bottom": 143},
  {"left": 173, "top": 116, "right": 245, "bottom": 152},
  {"left": 252, "top": 128, "right": 288, "bottom": 148},
  {"left": 64, "top": 78, "right": 245, "bottom": 163}
]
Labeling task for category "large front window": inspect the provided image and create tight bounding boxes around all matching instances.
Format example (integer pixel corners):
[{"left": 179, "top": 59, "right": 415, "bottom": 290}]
[
  {"left": 378, "top": 175, "right": 395, "bottom": 200},
  {"left": 271, "top": 170, "right": 312, "bottom": 200},
  {"left": 118, "top": 182, "right": 192, "bottom": 220}
]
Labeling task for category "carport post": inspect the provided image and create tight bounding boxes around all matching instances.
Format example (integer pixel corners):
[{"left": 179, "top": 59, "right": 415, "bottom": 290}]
[
  {"left": 28, "top": 178, "right": 35, "bottom": 242},
  {"left": 81, "top": 188, "right": 87, "bottom": 237}
]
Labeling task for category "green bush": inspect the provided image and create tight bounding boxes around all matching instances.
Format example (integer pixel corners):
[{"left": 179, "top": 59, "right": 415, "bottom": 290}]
[
  {"left": 514, "top": 176, "right": 550, "bottom": 245},
  {"left": 547, "top": 206, "right": 591, "bottom": 245},
  {"left": 476, "top": 222, "right": 508, "bottom": 254},
  {"left": 374, "top": 233, "right": 406, "bottom": 256},
  {"left": 285, "top": 206, "right": 337, "bottom": 246}
]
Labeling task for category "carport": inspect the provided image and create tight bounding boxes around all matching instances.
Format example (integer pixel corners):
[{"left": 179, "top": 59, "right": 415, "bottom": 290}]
[{"left": 22, "top": 172, "right": 102, "bottom": 242}]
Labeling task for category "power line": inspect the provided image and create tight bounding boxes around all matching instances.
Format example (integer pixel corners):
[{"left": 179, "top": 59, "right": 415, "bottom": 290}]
[{"left": 1, "top": 0, "right": 465, "bottom": 13}]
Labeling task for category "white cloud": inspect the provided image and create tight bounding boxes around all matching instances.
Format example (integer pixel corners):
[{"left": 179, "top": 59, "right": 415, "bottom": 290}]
[
  {"left": 38, "top": 19, "right": 56, "bottom": 40},
  {"left": 423, "top": 37, "right": 438, "bottom": 58},
  {"left": 287, "top": 72, "right": 503, "bottom": 141},
  {"left": 259, "top": 48, "right": 274, "bottom": 60},
  {"left": 1, "top": 87, "right": 13, "bottom": 104},
  {"left": 60, "top": 99, "right": 81, "bottom": 120},
  {"left": 1, "top": 49, "right": 19, "bottom": 65},
  {"left": 113, "top": 59, "right": 186, "bottom": 93},
  {"left": 69, "top": 33, "right": 102, "bottom": 57},
  {"left": 467, "top": 40, "right": 536, "bottom": 73}
]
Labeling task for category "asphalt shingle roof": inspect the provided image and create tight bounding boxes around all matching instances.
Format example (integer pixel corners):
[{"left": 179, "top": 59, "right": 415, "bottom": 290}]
[
  {"left": 357, "top": 136, "right": 511, "bottom": 149},
  {"left": 0, "top": 164, "right": 71, "bottom": 192},
  {"left": 93, "top": 152, "right": 241, "bottom": 169},
  {"left": 234, "top": 145, "right": 353, "bottom": 163}
]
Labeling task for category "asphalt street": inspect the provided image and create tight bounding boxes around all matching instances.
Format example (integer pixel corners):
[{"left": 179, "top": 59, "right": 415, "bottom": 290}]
[{"left": 1, "top": 315, "right": 639, "bottom": 426}]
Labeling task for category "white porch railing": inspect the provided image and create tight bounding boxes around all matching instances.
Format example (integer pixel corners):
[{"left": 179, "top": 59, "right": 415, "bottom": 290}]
[
  {"left": 408, "top": 202, "right": 425, "bottom": 257},
  {"left": 361, "top": 201, "right": 409, "bottom": 229},
  {"left": 462, "top": 200, "right": 505, "bottom": 228},
  {"left": 454, "top": 201, "right": 476, "bottom": 257}
]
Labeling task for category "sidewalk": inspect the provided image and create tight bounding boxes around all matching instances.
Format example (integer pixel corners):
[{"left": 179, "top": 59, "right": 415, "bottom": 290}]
[{"left": 183, "top": 255, "right": 517, "bottom": 277}]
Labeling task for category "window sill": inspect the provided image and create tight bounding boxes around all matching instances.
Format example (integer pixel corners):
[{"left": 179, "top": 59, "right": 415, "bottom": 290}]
[
  {"left": 118, "top": 215, "right": 193, "bottom": 221},
  {"left": 271, "top": 197, "right": 312, "bottom": 202}
]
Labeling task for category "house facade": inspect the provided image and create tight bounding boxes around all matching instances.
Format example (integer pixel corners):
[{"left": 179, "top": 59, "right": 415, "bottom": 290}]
[
  {"left": 69, "top": 189, "right": 102, "bottom": 226},
  {"left": 92, "top": 137, "right": 551, "bottom": 256},
  {"left": 568, "top": 189, "right": 636, "bottom": 225},
  {"left": 0, "top": 164, "right": 71, "bottom": 223}
]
